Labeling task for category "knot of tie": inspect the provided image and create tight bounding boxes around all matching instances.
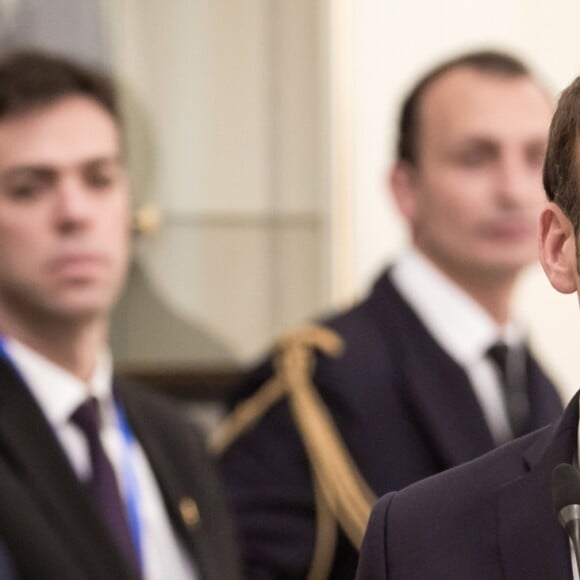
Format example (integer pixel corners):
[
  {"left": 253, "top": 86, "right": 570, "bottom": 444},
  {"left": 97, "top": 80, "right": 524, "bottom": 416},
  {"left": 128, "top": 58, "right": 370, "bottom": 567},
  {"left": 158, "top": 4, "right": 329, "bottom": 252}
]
[
  {"left": 486, "top": 342, "right": 510, "bottom": 378},
  {"left": 485, "top": 341, "right": 528, "bottom": 439},
  {"left": 70, "top": 397, "right": 101, "bottom": 441}
]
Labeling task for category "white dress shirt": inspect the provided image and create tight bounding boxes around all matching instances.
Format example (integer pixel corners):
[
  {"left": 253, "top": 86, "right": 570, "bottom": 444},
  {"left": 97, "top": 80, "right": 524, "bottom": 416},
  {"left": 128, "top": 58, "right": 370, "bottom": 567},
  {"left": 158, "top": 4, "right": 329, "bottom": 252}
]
[
  {"left": 3, "top": 338, "right": 197, "bottom": 580},
  {"left": 391, "top": 248, "right": 525, "bottom": 444}
]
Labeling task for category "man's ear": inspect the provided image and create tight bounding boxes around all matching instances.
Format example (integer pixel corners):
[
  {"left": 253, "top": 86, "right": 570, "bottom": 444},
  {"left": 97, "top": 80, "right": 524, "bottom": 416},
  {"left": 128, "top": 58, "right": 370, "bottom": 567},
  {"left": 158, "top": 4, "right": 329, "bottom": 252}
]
[
  {"left": 390, "top": 161, "right": 419, "bottom": 223},
  {"left": 539, "top": 202, "right": 578, "bottom": 294}
]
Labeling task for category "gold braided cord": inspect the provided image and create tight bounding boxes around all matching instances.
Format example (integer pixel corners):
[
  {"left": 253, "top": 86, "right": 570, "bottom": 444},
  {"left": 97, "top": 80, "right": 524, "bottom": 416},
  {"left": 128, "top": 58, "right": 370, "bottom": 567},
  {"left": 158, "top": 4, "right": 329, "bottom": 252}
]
[
  {"left": 306, "top": 479, "right": 338, "bottom": 580},
  {"left": 208, "top": 377, "right": 285, "bottom": 455},
  {"left": 275, "top": 325, "right": 344, "bottom": 358},
  {"left": 208, "top": 325, "right": 343, "bottom": 456},
  {"left": 280, "top": 341, "right": 377, "bottom": 549},
  {"left": 208, "top": 323, "right": 377, "bottom": 571}
]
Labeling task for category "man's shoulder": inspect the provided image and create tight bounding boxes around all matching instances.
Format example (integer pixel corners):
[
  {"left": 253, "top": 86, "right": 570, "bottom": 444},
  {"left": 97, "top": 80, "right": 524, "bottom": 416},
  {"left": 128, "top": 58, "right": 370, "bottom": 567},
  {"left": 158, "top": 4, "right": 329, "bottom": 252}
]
[
  {"left": 383, "top": 425, "right": 548, "bottom": 526},
  {"left": 231, "top": 270, "right": 405, "bottom": 403},
  {"left": 359, "top": 427, "right": 553, "bottom": 579}
]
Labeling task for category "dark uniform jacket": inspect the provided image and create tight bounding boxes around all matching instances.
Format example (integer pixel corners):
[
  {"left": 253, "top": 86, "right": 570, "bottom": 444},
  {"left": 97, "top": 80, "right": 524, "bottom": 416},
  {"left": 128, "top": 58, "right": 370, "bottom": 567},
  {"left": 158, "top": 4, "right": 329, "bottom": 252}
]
[
  {"left": 0, "top": 356, "right": 242, "bottom": 580},
  {"left": 220, "top": 269, "right": 563, "bottom": 579},
  {"left": 356, "top": 391, "right": 580, "bottom": 580}
]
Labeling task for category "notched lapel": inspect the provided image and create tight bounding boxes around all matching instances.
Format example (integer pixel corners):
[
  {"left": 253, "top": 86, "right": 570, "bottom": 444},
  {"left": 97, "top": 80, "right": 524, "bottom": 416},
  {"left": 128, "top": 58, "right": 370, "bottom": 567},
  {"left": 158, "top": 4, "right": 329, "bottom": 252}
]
[
  {"left": 369, "top": 274, "right": 496, "bottom": 468},
  {"left": 118, "top": 383, "right": 236, "bottom": 580},
  {"left": 403, "top": 347, "right": 496, "bottom": 467},
  {"left": 117, "top": 385, "right": 203, "bottom": 549}
]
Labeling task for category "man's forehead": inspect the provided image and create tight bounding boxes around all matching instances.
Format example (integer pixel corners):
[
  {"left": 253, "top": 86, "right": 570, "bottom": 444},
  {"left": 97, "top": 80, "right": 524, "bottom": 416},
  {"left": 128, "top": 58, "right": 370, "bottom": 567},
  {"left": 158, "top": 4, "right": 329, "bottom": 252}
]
[
  {"left": 418, "top": 67, "right": 552, "bottom": 144},
  {"left": 0, "top": 95, "right": 122, "bottom": 171}
]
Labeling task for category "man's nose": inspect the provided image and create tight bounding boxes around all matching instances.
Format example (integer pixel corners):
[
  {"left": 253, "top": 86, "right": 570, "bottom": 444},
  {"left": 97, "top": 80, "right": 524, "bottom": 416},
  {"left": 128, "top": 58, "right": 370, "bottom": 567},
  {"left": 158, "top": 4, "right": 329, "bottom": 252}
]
[
  {"left": 53, "top": 178, "right": 93, "bottom": 231},
  {"left": 495, "top": 156, "right": 536, "bottom": 207}
]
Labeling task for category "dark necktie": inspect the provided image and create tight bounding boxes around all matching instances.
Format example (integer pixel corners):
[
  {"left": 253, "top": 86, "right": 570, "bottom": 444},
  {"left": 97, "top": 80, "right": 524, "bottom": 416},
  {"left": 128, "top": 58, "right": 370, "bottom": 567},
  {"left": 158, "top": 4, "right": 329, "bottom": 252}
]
[
  {"left": 486, "top": 342, "right": 529, "bottom": 439},
  {"left": 71, "top": 398, "right": 140, "bottom": 576}
]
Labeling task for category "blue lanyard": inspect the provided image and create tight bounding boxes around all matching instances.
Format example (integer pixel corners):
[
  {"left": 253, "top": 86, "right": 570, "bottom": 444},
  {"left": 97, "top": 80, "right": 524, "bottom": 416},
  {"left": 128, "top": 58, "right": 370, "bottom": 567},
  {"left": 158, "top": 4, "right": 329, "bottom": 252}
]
[
  {"left": 0, "top": 337, "right": 19, "bottom": 376},
  {"left": 114, "top": 400, "right": 144, "bottom": 572}
]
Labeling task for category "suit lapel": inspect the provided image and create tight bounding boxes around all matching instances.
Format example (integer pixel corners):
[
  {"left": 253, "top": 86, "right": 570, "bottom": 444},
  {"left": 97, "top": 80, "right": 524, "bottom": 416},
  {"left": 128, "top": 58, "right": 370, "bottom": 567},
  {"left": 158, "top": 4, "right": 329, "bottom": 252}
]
[
  {"left": 117, "top": 384, "right": 210, "bottom": 572},
  {"left": 369, "top": 273, "right": 496, "bottom": 468},
  {"left": 405, "top": 348, "right": 496, "bottom": 466},
  {"left": 497, "top": 394, "right": 579, "bottom": 580},
  {"left": 0, "top": 358, "right": 135, "bottom": 579}
]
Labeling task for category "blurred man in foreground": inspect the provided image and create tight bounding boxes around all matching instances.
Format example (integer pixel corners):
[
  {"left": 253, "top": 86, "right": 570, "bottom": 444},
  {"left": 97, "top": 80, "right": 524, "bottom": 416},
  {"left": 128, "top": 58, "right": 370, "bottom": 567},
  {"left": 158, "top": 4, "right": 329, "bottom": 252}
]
[
  {"left": 357, "top": 72, "right": 580, "bottom": 580},
  {"left": 0, "top": 51, "right": 240, "bottom": 580},
  {"left": 215, "top": 50, "right": 563, "bottom": 579}
]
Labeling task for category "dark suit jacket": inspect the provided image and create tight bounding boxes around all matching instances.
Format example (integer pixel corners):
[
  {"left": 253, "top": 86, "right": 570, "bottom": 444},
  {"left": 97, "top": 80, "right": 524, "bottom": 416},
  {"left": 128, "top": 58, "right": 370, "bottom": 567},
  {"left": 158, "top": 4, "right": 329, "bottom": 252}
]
[
  {"left": 220, "top": 270, "right": 563, "bottom": 579},
  {"left": 0, "top": 356, "right": 242, "bottom": 580},
  {"left": 356, "top": 391, "right": 580, "bottom": 580},
  {"left": 0, "top": 541, "right": 16, "bottom": 579}
]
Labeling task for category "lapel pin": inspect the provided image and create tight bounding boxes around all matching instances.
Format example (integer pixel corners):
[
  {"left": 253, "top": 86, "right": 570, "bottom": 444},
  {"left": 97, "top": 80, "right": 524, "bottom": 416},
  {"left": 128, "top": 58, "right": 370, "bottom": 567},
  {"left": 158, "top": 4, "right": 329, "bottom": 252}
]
[{"left": 179, "top": 497, "right": 201, "bottom": 530}]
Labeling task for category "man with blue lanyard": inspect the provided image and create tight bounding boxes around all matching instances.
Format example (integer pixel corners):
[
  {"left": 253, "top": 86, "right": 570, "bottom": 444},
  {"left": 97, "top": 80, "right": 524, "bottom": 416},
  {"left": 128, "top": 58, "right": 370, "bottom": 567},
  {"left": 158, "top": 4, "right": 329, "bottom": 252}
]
[{"left": 0, "top": 51, "right": 241, "bottom": 580}]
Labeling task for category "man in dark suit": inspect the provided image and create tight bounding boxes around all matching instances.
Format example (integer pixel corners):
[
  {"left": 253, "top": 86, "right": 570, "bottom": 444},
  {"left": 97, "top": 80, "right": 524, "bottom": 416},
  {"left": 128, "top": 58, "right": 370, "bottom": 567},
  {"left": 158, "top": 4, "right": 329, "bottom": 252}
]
[
  {"left": 0, "top": 51, "right": 241, "bottom": 580},
  {"left": 356, "top": 71, "right": 580, "bottom": 580},
  {"left": 216, "top": 50, "right": 563, "bottom": 579}
]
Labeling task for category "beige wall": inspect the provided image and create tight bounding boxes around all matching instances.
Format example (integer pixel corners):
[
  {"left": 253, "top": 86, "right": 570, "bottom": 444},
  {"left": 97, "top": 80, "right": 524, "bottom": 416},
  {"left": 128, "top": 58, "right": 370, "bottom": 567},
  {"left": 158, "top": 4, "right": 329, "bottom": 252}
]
[{"left": 101, "top": 0, "right": 330, "bottom": 365}]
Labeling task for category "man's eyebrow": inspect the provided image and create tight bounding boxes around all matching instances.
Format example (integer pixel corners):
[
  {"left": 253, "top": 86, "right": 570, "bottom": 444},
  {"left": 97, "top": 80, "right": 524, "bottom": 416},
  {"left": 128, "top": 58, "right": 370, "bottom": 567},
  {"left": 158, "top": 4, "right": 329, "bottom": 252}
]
[
  {"left": 0, "top": 166, "right": 57, "bottom": 181},
  {"left": 0, "top": 155, "right": 124, "bottom": 177},
  {"left": 83, "top": 155, "right": 124, "bottom": 166},
  {"left": 525, "top": 137, "right": 548, "bottom": 148},
  {"left": 451, "top": 137, "right": 498, "bottom": 150}
]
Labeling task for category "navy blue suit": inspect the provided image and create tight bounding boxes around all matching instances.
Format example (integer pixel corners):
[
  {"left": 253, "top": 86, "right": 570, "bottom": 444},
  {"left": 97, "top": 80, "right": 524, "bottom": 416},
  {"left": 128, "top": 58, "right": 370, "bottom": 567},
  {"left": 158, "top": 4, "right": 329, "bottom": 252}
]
[
  {"left": 221, "top": 270, "right": 563, "bottom": 579},
  {"left": 356, "top": 392, "right": 580, "bottom": 580}
]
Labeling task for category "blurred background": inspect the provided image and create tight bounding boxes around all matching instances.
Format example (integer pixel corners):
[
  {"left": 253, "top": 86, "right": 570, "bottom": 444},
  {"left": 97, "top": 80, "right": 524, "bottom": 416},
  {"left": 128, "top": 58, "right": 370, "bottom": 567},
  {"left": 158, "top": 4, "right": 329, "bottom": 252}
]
[{"left": 2, "top": 0, "right": 580, "bottom": 412}]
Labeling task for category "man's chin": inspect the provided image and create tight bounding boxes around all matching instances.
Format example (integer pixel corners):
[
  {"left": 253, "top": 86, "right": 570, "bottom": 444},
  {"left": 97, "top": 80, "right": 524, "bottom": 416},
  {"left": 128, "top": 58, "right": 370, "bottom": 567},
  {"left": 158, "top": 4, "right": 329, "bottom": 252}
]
[
  {"left": 472, "top": 257, "right": 535, "bottom": 281},
  {"left": 42, "top": 295, "right": 115, "bottom": 324}
]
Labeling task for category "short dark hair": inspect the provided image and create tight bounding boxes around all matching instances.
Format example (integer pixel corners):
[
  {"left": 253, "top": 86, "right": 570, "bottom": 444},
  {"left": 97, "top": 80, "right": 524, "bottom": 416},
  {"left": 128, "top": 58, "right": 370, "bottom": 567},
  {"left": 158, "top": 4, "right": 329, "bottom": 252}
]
[
  {"left": 397, "top": 50, "right": 533, "bottom": 165},
  {"left": 543, "top": 76, "right": 580, "bottom": 230},
  {"left": 0, "top": 50, "right": 119, "bottom": 124}
]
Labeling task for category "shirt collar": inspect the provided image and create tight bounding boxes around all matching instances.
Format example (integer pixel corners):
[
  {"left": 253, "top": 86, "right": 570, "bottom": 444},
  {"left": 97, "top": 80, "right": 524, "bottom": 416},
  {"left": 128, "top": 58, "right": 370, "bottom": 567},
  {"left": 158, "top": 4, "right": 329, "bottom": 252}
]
[
  {"left": 390, "top": 247, "right": 524, "bottom": 366},
  {"left": 2, "top": 338, "right": 113, "bottom": 428}
]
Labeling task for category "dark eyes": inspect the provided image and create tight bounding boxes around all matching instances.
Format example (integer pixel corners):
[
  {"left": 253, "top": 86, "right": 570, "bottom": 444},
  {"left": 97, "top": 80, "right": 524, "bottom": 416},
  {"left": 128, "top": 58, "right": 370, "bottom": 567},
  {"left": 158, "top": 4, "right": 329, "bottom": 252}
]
[
  {"left": 525, "top": 148, "right": 546, "bottom": 169},
  {"left": 455, "top": 150, "right": 492, "bottom": 167},
  {"left": 453, "top": 146, "right": 546, "bottom": 169},
  {"left": 83, "top": 168, "right": 119, "bottom": 190},
  {"left": 2, "top": 165, "right": 124, "bottom": 201},
  {"left": 4, "top": 178, "right": 47, "bottom": 200}
]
